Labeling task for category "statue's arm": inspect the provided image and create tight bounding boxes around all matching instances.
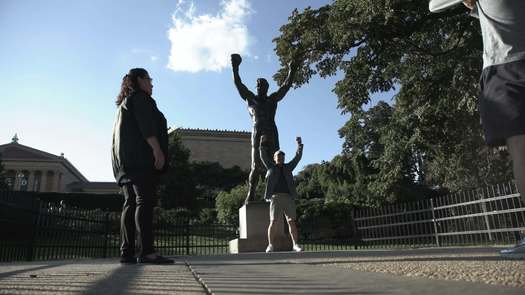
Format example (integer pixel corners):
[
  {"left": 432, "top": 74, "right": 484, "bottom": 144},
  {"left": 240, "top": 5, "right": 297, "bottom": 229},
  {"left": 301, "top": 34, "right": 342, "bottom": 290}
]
[
  {"left": 231, "top": 54, "right": 255, "bottom": 102},
  {"left": 269, "top": 61, "right": 298, "bottom": 102},
  {"left": 233, "top": 68, "right": 255, "bottom": 101}
]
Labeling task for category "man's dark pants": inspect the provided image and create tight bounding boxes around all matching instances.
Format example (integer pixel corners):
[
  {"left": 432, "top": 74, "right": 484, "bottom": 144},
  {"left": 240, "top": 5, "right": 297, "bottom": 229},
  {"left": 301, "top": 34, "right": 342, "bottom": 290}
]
[{"left": 120, "top": 175, "right": 157, "bottom": 257}]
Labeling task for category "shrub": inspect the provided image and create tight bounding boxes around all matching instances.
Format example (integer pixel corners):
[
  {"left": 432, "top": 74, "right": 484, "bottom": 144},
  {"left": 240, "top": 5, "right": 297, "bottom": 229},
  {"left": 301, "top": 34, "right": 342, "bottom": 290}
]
[{"left": 297, "top": 200, "right": 356, "bottom": 240}]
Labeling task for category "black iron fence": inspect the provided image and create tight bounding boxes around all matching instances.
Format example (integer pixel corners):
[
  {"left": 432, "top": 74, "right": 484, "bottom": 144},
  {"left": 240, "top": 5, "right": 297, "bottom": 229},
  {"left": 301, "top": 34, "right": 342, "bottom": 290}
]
[
  {"left": 0, "top": 191, "right": 237, "bottom": 262},
  {"left": 2, "top": 181, "right": 524, "bottom": 262},
  {"left": 354, "top": 181, "right": 525, "bottom": 248}
]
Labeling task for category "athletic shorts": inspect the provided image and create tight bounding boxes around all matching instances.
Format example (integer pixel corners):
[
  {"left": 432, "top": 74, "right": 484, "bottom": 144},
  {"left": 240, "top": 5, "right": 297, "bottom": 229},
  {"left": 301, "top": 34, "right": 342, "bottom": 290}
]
[
  {"left": 269, "top": 193, "right": 296, "bottom": 221},
  {"left": 479, "top": 59, "right": 525, "bottom": 147}
]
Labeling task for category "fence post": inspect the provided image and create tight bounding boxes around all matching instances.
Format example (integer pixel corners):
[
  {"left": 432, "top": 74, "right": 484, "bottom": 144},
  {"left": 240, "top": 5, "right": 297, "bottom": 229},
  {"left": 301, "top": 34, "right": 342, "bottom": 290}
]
[
  {"left": 479, "top": 190, "right": 494, "bottom": 242},
  {"left": 26, "top": 201, "right": 41, "bottom": 261},
  {"left": 103, "top": 212, "right": 110, "bottom": 258},
  {"left": 351, "top": 207, "right": 359, "bottom": 250},
  {"left": 185, "top": 217, "right": 190, "bottom": 256},
  {"left": 430, "top": 198, "right": 440, "bottom": 247}
]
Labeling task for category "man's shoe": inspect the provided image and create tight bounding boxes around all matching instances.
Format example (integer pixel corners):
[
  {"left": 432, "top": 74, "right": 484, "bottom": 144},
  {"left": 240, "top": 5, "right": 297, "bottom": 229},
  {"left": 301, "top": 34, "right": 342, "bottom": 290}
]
[
  {"left": 119, "top": 256, "right": 136, "bottom": 264},
  {"left": 265, "top": 244, "right": 274, "bottom": 253},
  {"left": 293, "top": 244, "right": 303, "bottom": 252},
  {"left": 500, "top": 237, "right": 525, "bottom": 258},
  {"left": 137, "top": 254, "right": 174, "bottom": 264}
]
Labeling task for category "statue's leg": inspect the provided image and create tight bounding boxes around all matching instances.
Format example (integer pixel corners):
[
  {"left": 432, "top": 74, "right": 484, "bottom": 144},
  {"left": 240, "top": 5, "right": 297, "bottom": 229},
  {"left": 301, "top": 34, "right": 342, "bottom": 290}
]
[{"left": 246, "top": 146, "right": 262, "bottom": 204}]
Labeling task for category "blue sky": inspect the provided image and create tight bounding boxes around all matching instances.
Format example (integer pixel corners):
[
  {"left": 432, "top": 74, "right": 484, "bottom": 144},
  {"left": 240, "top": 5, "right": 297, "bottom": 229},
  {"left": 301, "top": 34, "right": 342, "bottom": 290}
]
[{"left": 0, "top": 0, "right": 391, "bottom": 181}]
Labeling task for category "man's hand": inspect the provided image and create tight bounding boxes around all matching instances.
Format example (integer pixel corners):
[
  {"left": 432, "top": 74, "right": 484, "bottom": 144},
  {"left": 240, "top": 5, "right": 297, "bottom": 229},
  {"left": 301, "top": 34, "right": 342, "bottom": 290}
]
[
  {"left": 231, "top": 54, "right": 242, "bottom": 68},
  {"left": 296, "top": 136, "right": 302, "bottom": 146},
  {"left": 153, "top": 148, "right": 165, "bottom": 170},
  {"left": 463, "top": 0, "right": 475, "bottom": 10}
]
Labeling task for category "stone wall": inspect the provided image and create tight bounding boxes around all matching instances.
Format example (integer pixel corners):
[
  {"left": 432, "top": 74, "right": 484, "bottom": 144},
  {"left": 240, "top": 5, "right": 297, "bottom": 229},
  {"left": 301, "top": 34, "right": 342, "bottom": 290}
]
[{"left": 175, "top": 128, "right": 251, "bottom": 171}]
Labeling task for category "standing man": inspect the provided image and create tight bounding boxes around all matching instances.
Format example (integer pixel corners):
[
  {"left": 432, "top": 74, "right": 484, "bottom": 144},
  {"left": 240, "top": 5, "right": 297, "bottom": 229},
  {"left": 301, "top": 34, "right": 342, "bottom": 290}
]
[
  {"left": 112, "top": 68, "right": 173, "bottom": 264},
  {"left": 231, "top": 53, "right": 299, "bottom": 204},
  {"left": 260, "top": 135, "right": 303, "bottom": 252},
  {"left": 461, "top": 0, "right": 525, "bottom": 256}
]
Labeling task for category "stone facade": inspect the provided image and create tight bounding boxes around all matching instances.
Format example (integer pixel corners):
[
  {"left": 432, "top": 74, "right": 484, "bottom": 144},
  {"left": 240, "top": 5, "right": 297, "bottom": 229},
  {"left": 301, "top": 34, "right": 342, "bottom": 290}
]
[
  {"left": 1, "top": 128, "right": 252, "bottom": 194},
  {"left": 0, "top": 138, "right": 119, "bottom": 194},
  {"left": 174, "top": 128, "right": 251, "bottom": 171}
]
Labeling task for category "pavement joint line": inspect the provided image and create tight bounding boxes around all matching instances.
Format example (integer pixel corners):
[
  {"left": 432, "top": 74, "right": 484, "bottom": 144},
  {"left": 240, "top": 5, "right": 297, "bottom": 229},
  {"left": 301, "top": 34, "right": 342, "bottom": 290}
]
[{"left": 185, "top": 260, "right": 213, "bottom": 295}]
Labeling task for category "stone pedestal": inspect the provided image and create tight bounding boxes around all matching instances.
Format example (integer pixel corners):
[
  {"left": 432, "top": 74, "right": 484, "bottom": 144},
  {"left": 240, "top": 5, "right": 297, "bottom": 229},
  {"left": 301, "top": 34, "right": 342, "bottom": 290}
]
[{"left": 229, "top": 202, "right": 292, "bottom": 253}]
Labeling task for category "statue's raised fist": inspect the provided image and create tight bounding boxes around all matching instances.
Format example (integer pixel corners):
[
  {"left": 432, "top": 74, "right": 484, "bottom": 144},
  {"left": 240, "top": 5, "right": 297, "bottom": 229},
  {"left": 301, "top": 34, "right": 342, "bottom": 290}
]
[{"left": 231, "top": 54, "right": 242, "bottom": 67}]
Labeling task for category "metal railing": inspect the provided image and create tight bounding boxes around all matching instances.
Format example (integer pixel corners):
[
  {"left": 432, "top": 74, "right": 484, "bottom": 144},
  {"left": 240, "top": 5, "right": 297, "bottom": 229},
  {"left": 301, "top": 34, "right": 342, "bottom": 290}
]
[
  {"left": 0, "top": 191, "right": 237, "bottom": 262},
  {"left": 354, "top": 181, "right": 525, "bottom": 248},
  {"left": 2, "top": 181, "right": 524, "bottom": 261}
]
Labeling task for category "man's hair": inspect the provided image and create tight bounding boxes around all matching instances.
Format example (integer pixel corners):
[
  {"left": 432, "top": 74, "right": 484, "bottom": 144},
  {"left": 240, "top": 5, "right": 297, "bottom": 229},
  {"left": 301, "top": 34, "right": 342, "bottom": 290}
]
[
  {"left": 116, "top": 68, "right": 149, "bottom": 105},
  {"left": 274, "top": 150, "right": 285, "bottom": 157}
]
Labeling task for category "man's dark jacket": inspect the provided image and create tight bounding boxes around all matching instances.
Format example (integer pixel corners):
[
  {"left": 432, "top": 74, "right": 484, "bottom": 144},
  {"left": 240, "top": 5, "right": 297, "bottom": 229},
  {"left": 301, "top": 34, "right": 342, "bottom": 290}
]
[
  {"left": 112, "top": 90, "right": 168, "bottom": 186},
  {"left": 260, "top": 143, "right": 303, "bottom": 201}
]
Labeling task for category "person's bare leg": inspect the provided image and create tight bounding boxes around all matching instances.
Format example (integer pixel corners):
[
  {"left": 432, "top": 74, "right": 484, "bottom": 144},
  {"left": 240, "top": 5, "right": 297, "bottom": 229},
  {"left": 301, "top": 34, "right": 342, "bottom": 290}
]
[
  {"left": 266, "top": 220, "right": 276, "bottom": 252},
  {"left": 287, "top": 219, "right": 299, "bottom": 245}
]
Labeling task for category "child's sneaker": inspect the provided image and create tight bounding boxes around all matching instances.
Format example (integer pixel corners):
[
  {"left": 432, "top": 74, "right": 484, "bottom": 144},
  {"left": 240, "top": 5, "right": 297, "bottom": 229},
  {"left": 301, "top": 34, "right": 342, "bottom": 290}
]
[
  {"left": 293, "top": 244, "right": 303, "bottom": 252},
  {"left": 265, "top": 244, "right": 274, "bottom": 253}
]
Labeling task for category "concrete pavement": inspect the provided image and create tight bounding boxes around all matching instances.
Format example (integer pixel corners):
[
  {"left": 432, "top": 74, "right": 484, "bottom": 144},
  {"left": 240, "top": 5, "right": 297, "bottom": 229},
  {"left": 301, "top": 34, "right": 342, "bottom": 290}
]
[{"left": 0, "top": 247, "right": 523, "bottom": 294}]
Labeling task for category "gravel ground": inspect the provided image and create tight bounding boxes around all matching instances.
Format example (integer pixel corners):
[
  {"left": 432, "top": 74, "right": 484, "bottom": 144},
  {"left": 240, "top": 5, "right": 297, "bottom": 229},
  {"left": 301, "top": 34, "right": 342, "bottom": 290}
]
[{"left": 323, "top": 253, "right": 525, "bottom": 288}]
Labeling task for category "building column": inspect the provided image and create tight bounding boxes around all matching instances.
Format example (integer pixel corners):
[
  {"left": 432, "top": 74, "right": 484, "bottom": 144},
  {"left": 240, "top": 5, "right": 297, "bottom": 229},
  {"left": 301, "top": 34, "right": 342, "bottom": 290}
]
[
  {"left": 26, "top": 170, "right": 34, "bottom": 192},
  {"left": 56, "top": 172, "right": 63, "bottom": 192},
  {"left": 45, "top": 171, "right": 55, "bottom": 192},
  {"left": 52, "top": 170, "right": 59, "bottom": 192},
  {"left": 41, "top": 172, "right": 48, "bottom": 192}
]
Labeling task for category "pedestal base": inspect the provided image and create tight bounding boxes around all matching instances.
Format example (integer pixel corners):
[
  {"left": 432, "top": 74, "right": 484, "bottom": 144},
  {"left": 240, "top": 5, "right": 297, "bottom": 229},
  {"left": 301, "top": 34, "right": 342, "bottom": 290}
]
[{"left": 229, "top": 202, "right": 292, "bottom": 253}]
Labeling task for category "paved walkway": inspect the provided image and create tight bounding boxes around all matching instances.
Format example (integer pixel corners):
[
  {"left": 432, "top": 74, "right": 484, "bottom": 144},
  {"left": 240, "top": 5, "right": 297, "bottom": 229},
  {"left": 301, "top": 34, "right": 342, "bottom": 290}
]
[{"left": 0, "top": 247, "right": 523, "bottom": 294}]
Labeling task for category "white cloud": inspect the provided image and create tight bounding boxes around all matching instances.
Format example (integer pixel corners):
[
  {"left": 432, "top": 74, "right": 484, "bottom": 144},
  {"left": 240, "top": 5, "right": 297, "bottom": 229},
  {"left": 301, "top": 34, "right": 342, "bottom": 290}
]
[{"left": 167, "top": 0, "right": 253, "bottom": 73}]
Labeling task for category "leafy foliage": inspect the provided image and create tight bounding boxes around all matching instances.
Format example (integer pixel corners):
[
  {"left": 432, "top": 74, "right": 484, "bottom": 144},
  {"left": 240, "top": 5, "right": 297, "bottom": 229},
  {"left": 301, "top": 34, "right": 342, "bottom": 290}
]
[
  {"left": 216, "top": 182, "right": 265, "bottom": 226},
  {"left": 191, "top": 161, "right": 248, "bottom": 207},
  {"left": 158, "top": 133, "right": 249, "bottom": 212},
  {"left": 158, "top": 133, "right": 196, "bottom": 209},
  {"left": 297, "top": 200, "right": 356, "bottom": 240},
  {"left": 274, "top": 0, "right": 512, "bottom": 204}
]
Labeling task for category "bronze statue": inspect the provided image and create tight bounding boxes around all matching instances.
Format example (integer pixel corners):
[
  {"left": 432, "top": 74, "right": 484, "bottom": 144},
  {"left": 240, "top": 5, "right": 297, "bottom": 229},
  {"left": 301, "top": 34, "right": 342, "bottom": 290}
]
[{"left": 231, "top": 53, "right": 299, "bottom": 204}]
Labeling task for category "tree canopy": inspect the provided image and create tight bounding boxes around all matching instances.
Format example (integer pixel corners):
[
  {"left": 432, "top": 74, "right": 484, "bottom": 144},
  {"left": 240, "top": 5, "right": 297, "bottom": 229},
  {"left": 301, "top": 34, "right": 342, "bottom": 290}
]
[
  {"left": 157, "top": 132, "right": 248, "bottom": 211},
  {"left": 274, "top": 0, "right": 511, "bottom": 205}
]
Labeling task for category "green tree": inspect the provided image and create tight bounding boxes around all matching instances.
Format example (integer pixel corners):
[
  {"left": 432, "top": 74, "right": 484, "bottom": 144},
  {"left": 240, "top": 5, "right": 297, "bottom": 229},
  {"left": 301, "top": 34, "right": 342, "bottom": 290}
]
[
  {"left": 274, "top": 0, "right": 511, "bottom": 201},
  {"left": 157, "top": 133, "right": 197, "bottom": 209},
  {"left": 216, "top": 182, "right": 264, "bottom": 226},
  {"left": 190, "top": 161, "right": 248, "bottom": 206},
  {"left": 158, "top": 132, "right": 249, "bottom": 212},
  {"left": 295, "top": 163, "right": 326, "bottom": 200}
]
